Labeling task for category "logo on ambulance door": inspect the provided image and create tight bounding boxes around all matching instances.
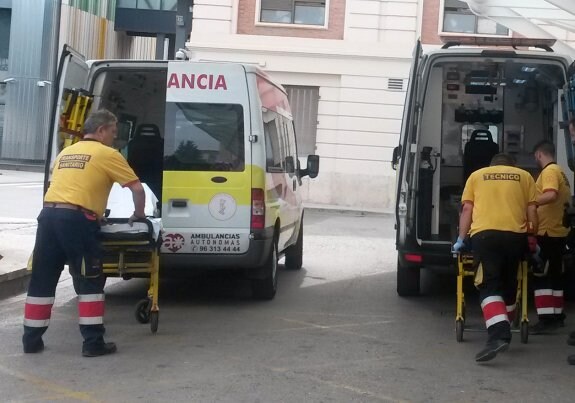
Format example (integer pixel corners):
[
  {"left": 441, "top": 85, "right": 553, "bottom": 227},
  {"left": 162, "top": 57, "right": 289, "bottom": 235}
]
[{"left": 208, "top": 193, "right": 237, "bottom": 221}]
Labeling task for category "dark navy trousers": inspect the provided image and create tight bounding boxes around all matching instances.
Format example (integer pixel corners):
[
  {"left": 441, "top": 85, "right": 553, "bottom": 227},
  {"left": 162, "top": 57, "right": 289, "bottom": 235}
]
[{"left": 23, "top": 207, "right": 107, "bottom": 350}]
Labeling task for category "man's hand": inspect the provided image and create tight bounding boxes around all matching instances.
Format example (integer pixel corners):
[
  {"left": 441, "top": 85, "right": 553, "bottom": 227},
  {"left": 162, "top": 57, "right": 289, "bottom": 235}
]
[
  {"left": 528, "top": 235, "right": 538, "bottom": 254},
  {"left": 452, "top": 236, "right": 465, "bottom": 253}
]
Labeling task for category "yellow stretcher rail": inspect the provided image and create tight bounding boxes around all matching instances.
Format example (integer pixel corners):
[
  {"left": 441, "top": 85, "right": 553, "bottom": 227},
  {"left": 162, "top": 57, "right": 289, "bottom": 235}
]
[
  {"left": 100, "top": 221, "right": 161, "bottom": 333},
  {"left": 59, "top": 89, "right": 93, "bottom": 149},
  {"left": 454, "top": 252, "right": 529, "bottom": 344}
]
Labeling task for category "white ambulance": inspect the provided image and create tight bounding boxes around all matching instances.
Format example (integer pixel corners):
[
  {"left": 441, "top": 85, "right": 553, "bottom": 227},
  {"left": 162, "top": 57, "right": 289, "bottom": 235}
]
[
  {"left": 46, "top": 46, "right": 319, "bottom": 300},
  {"left": 393, "top": 37, "right": 575, "bottom": 296}
]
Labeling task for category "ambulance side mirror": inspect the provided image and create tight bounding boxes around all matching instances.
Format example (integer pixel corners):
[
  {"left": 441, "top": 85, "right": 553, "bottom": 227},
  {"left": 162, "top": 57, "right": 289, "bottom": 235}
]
[{"left": 301, "top": 155, "right": 319, "bottom": 179}]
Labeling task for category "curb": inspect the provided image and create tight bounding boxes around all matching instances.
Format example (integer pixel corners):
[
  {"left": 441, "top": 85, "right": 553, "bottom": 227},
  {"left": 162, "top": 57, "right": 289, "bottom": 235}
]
[
  {"left": 0, "top": 162, "right": 44, "bottom": 173},
  {"left": 304, "top": 204, "right": 393, "bottom": 217},
  {"left": 0, "top": 268, "right": 30, "bottom": 300}
]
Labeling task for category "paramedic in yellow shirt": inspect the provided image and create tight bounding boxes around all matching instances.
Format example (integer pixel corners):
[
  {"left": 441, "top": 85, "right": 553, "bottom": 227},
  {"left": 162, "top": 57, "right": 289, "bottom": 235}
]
[
  {"left": 22, "top": 109, "right": 146, "bottom": 358},
  {"left": 529, "top": 140, "right": 571, "bottom": 335},
  {"left": 453, "top": 153, "right": 537, "bottom": 362}
]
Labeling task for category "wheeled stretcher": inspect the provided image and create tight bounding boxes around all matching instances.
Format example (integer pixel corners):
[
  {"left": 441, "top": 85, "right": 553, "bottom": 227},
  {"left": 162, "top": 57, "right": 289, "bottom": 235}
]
[
  {"left": 99, "top": 183, "right": 162, "bottom": 333},
  {"left": 100, "top": 218, "right": 162, "bottom": 333},
  {"left": 455, "top": 252, "right": 529, "bottom": 344}
]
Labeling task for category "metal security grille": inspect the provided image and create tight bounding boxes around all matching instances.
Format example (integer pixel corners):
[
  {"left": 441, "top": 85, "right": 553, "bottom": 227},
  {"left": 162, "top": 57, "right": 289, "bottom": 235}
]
[
  {"left": 284, "top": 85, "right": 319, "bottom": 156},
  {"left": 387, "top": 78, "right": 404, "bottom": 91}
]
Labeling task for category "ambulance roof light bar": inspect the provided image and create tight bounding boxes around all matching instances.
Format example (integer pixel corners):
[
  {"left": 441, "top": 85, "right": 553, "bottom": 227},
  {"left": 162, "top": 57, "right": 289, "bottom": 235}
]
[{"left": 440, "top": 36, "right": 557, "bottom": 52}]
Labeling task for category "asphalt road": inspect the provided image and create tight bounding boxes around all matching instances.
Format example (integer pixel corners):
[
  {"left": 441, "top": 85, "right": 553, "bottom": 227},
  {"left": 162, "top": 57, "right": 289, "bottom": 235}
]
[{"left": 0, "top": 181, "right": 574, "bottom": 401}]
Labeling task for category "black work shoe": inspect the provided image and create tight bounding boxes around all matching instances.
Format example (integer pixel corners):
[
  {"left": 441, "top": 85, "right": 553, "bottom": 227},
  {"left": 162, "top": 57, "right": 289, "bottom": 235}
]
[
  {"left": 567, "top": 331, "right": 575, "bottom": 346},
  {"left": 475, "top": 340, "right": 509, "bottom": 362},
  {"left": 23, "top": 339, "right": 44, "bottom": 354},
  {"left": 82, "top": 342, "right": 117, "bottom": 357},
  {"left": 568, "top": 354, "right": 575, "bottom": 365},
  {"left": 529, "top": 320, "right": 561, "bottom": 335}
]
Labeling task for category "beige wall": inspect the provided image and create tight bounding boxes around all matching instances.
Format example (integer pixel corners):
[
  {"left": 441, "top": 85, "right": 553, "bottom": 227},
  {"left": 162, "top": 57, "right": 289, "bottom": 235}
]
[{"left": 189, "top": 0, "right": 419, "bottom": 211}]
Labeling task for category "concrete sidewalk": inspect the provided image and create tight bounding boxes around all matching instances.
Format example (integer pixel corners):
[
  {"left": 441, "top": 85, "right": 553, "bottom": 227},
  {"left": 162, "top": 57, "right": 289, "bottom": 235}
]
[
  {"left": 0, "top": 220, "right": 36, "bottom": 299},
  {"left": 0, "top": 169, "right": 41, "bottom": 299}
]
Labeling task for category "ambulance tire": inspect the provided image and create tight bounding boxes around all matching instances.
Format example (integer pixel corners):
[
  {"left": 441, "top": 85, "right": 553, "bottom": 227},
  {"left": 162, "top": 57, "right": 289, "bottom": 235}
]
[
  {"left": 396, "top": 259, "right": 420, "bottom": 297},
  {"left": 252, "top": 239, "right": 278, "bottom": 300},
  {"left": 285, "top": 220, "right": 303, "bottom": 270}
]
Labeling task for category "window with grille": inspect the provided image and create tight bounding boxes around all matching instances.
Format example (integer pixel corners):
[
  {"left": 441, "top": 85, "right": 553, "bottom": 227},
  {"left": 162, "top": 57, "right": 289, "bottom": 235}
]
[
  {"left": 260, "top": 0, "right": 326, "bottom": 26},
  {"left": 443, "top": 0, "right": 508, "bottom": 36}
]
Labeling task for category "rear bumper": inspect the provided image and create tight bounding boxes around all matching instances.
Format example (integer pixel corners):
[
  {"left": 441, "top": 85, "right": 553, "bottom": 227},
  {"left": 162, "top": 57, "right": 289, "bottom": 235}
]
[
  {"left": 398, "top": 243, "right": 457, "bottom": 275},
  {"left": 160, "top": 227, "right": 274, "bottom": 274}
]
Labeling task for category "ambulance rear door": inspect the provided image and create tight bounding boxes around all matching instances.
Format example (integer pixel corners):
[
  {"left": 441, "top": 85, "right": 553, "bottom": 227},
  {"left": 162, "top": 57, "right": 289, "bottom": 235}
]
[
  {"left": 161, "top": 62, "right": 253, "bottom": 255},
  {"left": 45, "top": 45, "right": 91, "bottom": 192},
  {"left": 562, "top": 60, "right": 575, "bottom": 174},
  {"left": 394, "top": 40, "right": 423, "bottom": 248}
]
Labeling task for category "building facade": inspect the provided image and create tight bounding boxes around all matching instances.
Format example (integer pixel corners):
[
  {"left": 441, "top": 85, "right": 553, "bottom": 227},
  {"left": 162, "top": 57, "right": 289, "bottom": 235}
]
[
  {"left": 0, "top": 0, "right": 156, "bottom": 164},
  {"left": 2, "top": 0, "right": 574, "bottom": 211},
  {"left": 189, "top": 0, "right": 421, "bottom": 211}
]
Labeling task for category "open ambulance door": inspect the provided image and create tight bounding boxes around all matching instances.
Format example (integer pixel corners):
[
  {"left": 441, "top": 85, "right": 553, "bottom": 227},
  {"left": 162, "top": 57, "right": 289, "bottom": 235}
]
[
  {"left": 44, "top": 45, "right": 91, "bottom": 193},
  {"left": 562, "top": 61, "right": 575, "bottom": 176},
  {"left": 394, "top": 40, "right": 422, "bottom": 248}
]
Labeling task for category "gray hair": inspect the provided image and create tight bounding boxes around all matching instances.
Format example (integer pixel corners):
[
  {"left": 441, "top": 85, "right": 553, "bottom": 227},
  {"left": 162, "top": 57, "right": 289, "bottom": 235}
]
[
  {"left": 82, "top": 109, "right": 117, "bottom": 135},
  {"left": 490, "top": 153, "right": 516, "bottom": 167}
]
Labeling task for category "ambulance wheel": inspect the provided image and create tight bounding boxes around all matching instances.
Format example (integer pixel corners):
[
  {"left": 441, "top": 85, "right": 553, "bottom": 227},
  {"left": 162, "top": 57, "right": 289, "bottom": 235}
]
[
  {"left": 397, "top": 259, "right": 420, "bottom": 297},
  {"left": 285, "top": 219, "right": 303, "bottom": 270},
  {"left": 252, "top": 240, "right": 278, "bottom": 300},
  {"left": 521, "top": 321, "right": 529, "bottom": 344},
  {"left": 456, "top": 319, "right": 464, "bottom": 342},
  {"left": 150, "top": 311, "right": 159, "bottom": 333},
  {"left": 135, "top": 299, "right": 151, "bottom": 324}
]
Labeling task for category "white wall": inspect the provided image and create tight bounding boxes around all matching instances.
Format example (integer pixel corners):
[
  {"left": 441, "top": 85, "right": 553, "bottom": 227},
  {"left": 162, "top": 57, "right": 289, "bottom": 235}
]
[
  {"left": 188, "top": 1, "right": 420, "bottom": 211},
  {"left": 345, "top": 0, "right": 419, "bottom": 44}
]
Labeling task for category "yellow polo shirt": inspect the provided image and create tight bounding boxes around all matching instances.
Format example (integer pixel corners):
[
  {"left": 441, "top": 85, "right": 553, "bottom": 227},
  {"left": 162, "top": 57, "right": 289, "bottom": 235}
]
[
  {"left": 461, "top": 165, "right": 537, "bottom": 236},
  {"left": 45, "top": 140, "right": 139, "bottom": 217},
  {"left": 536, "top": 163, "right": 571, "bottom": 237}
]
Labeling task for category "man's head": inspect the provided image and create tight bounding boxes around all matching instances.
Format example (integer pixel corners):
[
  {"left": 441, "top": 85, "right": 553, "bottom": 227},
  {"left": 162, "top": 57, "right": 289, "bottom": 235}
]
[
  {"left": 490, "top": 153, "right": 516, "bottom": 167},
  {"left": 83, "top": 109, "right": 118, "bottom": 147},
  {"left": 533, "top": 140, "right": 555, "bottom": 168}
]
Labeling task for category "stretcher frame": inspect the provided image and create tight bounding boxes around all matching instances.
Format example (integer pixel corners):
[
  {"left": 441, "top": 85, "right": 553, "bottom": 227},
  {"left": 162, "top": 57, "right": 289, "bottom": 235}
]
[
  {"left": 100, "top": 218, "right": 160, "bottom": 333},
  {"left": 455, "top": 252, "right": 529, "bottom": 343}
]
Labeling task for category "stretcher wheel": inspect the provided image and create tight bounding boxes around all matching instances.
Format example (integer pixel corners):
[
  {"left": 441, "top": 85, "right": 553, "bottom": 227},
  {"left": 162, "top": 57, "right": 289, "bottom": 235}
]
[
  {"left": 521, "top": 321, "right": 529, "bottom": 344},
  {"left": 135, "top": 299, "right": 151, "bottom": 324},
  {"left": 456, "top": 319, "right": 464, "bottom": 342},
  {"left": 150, "top": 311, "right": 159, "bottom": 333}
]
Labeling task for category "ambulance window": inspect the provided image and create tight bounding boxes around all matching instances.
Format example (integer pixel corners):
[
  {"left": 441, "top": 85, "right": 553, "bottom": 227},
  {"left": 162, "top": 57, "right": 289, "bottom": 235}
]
[
  {"left": 281, "top": 116, "right": 297, "bottom": 173},
  {"left": 163, "top": 102, "right": 245, "bottom": 172},
  {"left": 263, "top": 110, "right": 284, "bottom": 172}
]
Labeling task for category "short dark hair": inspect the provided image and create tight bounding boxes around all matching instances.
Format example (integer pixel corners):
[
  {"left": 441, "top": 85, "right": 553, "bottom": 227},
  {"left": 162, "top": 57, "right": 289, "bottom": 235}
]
[
  {"left": 533, "top": 140, "right": 555, "bottom": 157},
  {"left": 490, "top": 153, "right": 516, "bottom": 167},
  {"left": 82, "top": 109, "right": 117, "bottom": 135}
]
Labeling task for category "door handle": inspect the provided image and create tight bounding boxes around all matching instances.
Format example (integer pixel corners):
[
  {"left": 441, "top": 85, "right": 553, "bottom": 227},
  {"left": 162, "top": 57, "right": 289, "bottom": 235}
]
[
  {"left": 171, "top": 200, "right": 187, "bottom": 208},
  {"left": 293, "top": 179, "right": 297, "bottom": 191}
]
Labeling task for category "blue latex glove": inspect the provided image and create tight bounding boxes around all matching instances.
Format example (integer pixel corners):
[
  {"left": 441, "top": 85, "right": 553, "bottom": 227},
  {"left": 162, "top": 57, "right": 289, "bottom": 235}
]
[{"left": 452, "top": 236, "right": 465, "bottom": 253}]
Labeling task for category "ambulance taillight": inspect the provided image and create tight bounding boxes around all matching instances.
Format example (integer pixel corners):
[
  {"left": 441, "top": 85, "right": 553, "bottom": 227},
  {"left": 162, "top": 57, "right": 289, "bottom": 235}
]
[{"left": 251, "top": 188, "right": 265, "bottom": 229}]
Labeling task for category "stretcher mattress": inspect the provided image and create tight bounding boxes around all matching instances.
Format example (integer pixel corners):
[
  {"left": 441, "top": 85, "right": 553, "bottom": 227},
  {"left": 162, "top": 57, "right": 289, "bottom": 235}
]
[
  {"left": 100, "top": 183, "right": 162, "bottom": 242},
  {"left": 100, "top": 219, "right": 162, "bottom": 242}
]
